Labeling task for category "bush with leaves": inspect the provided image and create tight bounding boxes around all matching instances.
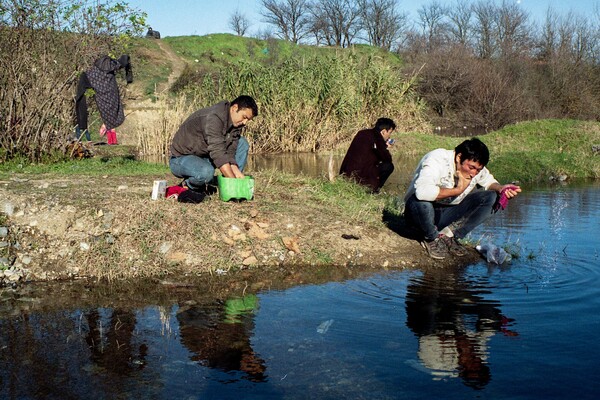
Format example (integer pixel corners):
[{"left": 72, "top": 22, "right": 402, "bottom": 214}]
[{"left": 0, "top": 0, "right": 146, "bottom": 162}]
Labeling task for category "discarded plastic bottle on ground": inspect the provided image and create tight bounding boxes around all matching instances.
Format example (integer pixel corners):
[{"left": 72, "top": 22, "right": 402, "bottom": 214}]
[{"left": 476, "top": 243, "right": 512, "bottom": 264}]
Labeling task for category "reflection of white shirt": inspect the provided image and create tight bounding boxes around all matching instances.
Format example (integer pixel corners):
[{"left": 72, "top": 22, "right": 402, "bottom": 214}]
[
  {"left": 404, "top": 149, "right": 498, "bottom": 205},
  {"left": 418, "top": 330, "right": 494, "bottom": 379},
  {"left": 418, "top": 334, "right": 459, "bottom": 378}
]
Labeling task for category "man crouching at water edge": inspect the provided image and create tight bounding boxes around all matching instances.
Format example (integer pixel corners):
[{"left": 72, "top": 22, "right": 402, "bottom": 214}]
[
  {"left": 403, "top": 138, "right": 521, "bottom": 260},
  {"left": 169, "top": 95, "right": 258, "bottom": 192},
  {"left": 339, "top": 117, "right": 396, "bottom": 193}
]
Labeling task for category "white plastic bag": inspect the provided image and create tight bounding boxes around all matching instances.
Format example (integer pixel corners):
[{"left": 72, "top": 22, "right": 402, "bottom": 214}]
[{"left": 476, "top": 243, "right": 512, "bottom": 264}]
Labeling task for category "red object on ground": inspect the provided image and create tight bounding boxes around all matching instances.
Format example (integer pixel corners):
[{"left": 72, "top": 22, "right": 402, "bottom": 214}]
[{"left": 166, "top": 185, "right": 187, "bottom": 199}]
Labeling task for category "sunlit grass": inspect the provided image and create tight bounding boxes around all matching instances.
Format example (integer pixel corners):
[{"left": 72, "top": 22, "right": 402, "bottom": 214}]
[{"left": 0, "top": 155, "right": 168, "bottom": 178}]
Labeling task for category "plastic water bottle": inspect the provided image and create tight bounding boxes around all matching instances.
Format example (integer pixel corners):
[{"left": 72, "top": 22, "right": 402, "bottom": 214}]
[{"left": 476, "top": 243, "right": 512, "bottom": 264}]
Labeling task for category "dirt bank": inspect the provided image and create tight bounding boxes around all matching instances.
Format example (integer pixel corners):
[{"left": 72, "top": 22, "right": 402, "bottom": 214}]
[{"left": 0, "top": 170, "right": 482, "bottom": 286}]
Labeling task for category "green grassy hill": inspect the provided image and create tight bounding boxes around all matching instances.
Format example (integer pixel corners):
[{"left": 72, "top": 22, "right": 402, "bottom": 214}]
[
  {"left": 129, "top": 33, "right": 403, "bottom": 100},
  {"left": 123, "top": 34, "right": 600, "bottom": 183}
]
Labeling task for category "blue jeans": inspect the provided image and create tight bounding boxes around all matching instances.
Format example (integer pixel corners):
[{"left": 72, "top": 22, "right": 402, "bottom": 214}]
[
  {"left": 169, "top": 137, "right": 249, "bottom": 191},
  {"left": 404, "top": 190, "right": 497, "bottom": 240}
]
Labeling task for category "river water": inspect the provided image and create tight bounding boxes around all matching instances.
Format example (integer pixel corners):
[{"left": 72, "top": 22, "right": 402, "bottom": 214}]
[{"left": 1, "top": 155, "right": 599, "bottom": 399}]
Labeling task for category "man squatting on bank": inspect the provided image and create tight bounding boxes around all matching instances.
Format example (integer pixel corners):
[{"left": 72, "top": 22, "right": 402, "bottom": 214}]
[
  {"left": 169, "top": 95, "right": 259, "bottom": 191},
  {"left": 403, "top": 138, "right": 522, "bottom": 260}
]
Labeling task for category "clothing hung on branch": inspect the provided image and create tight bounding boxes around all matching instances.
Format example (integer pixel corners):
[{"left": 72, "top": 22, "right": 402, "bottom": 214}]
[{"left": 75, "top": 54, "right": 132, "bottom": 132}]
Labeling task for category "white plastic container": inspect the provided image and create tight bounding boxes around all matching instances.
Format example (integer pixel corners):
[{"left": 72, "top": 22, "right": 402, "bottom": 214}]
[{"left": 151, "top": 180, "right": 167, "bottom": 200}]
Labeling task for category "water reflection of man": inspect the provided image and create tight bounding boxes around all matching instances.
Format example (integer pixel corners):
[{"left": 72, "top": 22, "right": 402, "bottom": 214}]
[
  {"left": 405, "top": 268, "right": 518, "bottom": 390},
  {"left": 176, "top": 294, "right": 266, "bottom": 382}
]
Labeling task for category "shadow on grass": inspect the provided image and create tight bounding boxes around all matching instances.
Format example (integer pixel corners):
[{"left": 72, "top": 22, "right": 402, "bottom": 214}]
[{"left": 382, "top": 209, "right": 421, "bottom": 241}]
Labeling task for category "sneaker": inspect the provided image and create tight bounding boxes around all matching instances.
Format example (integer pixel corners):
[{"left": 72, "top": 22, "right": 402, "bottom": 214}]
[
  {"left": 441, "top": 235, "right": 468, "bottom": 257},
  {"left": 421, "top": 237, "right": 448, "bottom": 260}
]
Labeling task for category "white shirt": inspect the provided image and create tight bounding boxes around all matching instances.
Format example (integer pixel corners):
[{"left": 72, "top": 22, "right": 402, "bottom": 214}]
[{"left": 404, "top": 149, "right": 498, "bottom": 205}]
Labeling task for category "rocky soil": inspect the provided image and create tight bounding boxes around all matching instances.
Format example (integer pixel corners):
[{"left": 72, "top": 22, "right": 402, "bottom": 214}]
[{"left": 0, "top": 171, "right": 483, "bottom": 289}]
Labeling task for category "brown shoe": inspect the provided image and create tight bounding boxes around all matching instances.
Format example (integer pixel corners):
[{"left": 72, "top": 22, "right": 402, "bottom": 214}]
[
  {"left": 441, "top": 235, "right": 468, "bottom": 257},
  {"left": 421, "top": 237, "right": 448, "bottom": 260}
]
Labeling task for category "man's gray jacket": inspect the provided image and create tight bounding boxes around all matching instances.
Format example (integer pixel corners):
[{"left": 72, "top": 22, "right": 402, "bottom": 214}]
[{"left": 170, "top": 101, "right": 241, "bottom": 168}]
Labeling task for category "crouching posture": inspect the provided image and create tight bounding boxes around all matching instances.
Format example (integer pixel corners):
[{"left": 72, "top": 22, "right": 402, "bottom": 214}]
[
  {"left": 339, "top": 118, "right": 396, "bottom": 193},
  {"left": 403, "top": 138, "right": 521, "bottom": 259},
  {"left": 169, "top": 95, "right": 258, "bottom": 192}
]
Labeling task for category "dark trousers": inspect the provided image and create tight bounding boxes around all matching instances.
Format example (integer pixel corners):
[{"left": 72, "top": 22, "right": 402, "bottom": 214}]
[
  {"left": 75, "top": 72, "right": 92, "bottom": 132},
  {"left": 377, "top": 161, "right": 394, "bottom": 191},
  {"left": 404, "top": 190, "right": 497, "bottom": 241}
]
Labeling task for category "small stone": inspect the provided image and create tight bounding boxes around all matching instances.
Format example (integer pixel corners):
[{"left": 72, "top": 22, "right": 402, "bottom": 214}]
[
  {"left": 80, "top": 242, "right": 90, "bottom": 251},
  {"left": 3, "top": 202, "right": 15, "bottom": 216},
  {"left": 0, "top": 227, "right": 8, "bottom": 238},
  {"left": 117, "top": 185, "right": 128, "bottom": 191},
  {"left": 159, "top": 242, "right": 172, "bottom": 254},
  {"left": 167, "top": 252, "right": 188, "bottom": 262},
  {"left": 242, "top": 256, "right": 258, "bottom": 266},
  {"left": 21, "top": 256, "right": 32, "bottom": 265}
]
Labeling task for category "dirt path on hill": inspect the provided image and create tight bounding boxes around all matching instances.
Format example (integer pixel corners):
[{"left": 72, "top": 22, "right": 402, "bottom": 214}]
[
  {"left": 156, "top": 39, "right": 187, "bottom": 94},
  {"left": 119, "top": 40, "right": 188, "bottom": 146}
]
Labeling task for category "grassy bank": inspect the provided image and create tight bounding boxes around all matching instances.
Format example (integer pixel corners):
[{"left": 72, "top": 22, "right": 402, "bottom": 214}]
[
  {"left": 394, "top": 119, "right": 600, "bottom": 183},
  {"left": 1, "top": 118, "right": 599, "bottom": 283},
  {"left": 3, "top": 119, "right": 598, "bottom": 184}
]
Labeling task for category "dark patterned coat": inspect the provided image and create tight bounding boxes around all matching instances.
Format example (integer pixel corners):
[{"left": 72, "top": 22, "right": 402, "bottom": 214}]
[{"left": 75, "top": 55, "right": 132, "bottom": 131}]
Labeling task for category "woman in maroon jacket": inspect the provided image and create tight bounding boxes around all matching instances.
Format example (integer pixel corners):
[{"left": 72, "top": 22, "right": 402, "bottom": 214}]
[{"left": 339, "top": 117, "right": 396, "bottom": 192}]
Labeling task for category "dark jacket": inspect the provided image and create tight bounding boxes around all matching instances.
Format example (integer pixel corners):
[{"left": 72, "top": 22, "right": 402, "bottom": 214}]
[
  {"left": 339, "top": 128, "right": 393, "bottom": 191},
  {"left": 170, "top": 101, "right": 241, "bottom": 168},
  {"left": 75, "top": 54, "right": 132, "bottom": 131}
]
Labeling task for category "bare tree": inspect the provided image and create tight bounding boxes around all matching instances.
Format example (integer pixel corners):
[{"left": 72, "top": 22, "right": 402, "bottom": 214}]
[
  {"left": 537, "top": 6, "right": 559, "bottom": 61},
  {"left": 307, "top": 9, "right": 331, "bottom": 45},
  {"left": 417, "top": 0, "right": 449, "bottom": 52},
  {"left": 446, "top": 0, "right": 473, "bottom": 47},
  {"left": 472, "top": 1, "right": 497, "bottom": 59},
  {"left": 228, "top": 9, "right": 252, "bottom": 36},
  {"left": 495, "top": 0, "right": 532, "bottom": 58},
  {"left": 358, "top": 0, "right": 408, "bottom": 51},
  {"left": 261, "top": 0, "right": 311, "bottom": 43},
  {"left": 310, "top": 0, "right": 361, "bottom": 48}
]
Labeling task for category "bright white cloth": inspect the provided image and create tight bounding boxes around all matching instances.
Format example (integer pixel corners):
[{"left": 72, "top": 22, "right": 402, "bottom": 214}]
[{"left": 404, "top": 149, "right": 498, "bottom": 205}]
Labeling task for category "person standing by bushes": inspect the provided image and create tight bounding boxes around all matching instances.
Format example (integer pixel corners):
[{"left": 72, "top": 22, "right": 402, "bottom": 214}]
[
  {"left": 169, "top": 95, "right": 258, "bottom": 192},
  {"left": 339, "top": 117, "right": 396, "bottom": 193},
  {"left": 75, "top": 55, "right": 133, "bottom": 142}
]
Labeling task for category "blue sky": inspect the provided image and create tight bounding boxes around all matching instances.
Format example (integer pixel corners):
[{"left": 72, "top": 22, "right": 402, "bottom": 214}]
[{"left": 126, "top": 0, "right": 600, "bottom": 38}]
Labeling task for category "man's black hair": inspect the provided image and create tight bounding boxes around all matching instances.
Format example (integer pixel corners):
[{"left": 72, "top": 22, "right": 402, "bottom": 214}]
[
  {"left": 374, "top": 117, "right": 396, "bottom": 133},
  {"left": 232, "top": 95, "right": 259, "bottom": 117},
  {"left": 455, "top": 138, "right": 490, "bottom": 166}
]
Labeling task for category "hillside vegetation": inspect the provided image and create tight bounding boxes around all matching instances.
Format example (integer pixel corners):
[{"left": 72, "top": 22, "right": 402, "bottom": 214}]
[{"left": 122, "top": 34, "right": 600, "bottom": 183}]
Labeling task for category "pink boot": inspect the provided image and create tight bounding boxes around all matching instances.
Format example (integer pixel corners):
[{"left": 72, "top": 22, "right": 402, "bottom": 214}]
[{"left": 106, "top": 129, "right": 118, "bottom": 145}]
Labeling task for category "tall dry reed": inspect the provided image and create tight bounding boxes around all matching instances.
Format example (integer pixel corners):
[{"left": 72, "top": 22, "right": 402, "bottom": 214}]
[
  {"left": 182, "top": 49, "right": 429, "bottom": 153},
  {"left": 132, "top": 96, "right": 196, "bottom": 163},
  {"left": 136, "top": 48, "right": 429, "bottom": 159}
]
